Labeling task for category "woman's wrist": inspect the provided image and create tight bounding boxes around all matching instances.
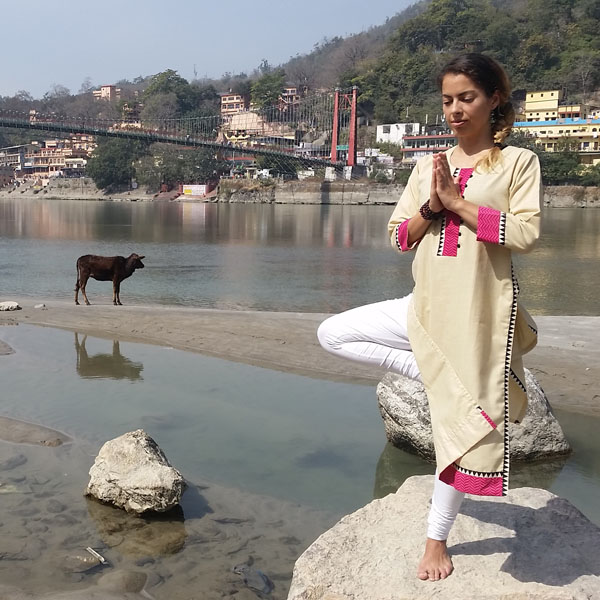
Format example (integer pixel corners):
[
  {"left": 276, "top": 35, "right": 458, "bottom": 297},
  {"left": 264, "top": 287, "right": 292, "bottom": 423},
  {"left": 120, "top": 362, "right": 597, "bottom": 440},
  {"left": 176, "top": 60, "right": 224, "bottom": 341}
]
[
  {"left": 444, "top": 195, "right": 465, "bottom": 213},
  {"left": 419, "top": 200, "right": 444, "bottom": 221}
]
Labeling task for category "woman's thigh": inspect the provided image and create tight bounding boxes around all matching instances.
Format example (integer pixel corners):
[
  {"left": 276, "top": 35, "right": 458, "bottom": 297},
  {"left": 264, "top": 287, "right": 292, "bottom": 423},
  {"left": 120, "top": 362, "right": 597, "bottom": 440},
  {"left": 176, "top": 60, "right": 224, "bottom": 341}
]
[{"left": 317, "top": 294, "right": 413, "bottom": 351}]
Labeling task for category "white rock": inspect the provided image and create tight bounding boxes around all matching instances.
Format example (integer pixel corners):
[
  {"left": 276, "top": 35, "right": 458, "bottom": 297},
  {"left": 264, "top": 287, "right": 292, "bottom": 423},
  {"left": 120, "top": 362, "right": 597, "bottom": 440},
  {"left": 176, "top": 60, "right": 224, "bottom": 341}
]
[
  {"left": 34, "top": 303, "right": 46, "bottom": 309},
  {"left": 0, "top": 301, "right": 21, "bottom": 311},
  {"left": 86, "top": 429, "right": 186, "bottom": 514},
  {"left": 288, "top": 475, "right": 600, "bottom": 600},
  {"left": 377, "top": 368, "right": 571, "bottom": 462}
]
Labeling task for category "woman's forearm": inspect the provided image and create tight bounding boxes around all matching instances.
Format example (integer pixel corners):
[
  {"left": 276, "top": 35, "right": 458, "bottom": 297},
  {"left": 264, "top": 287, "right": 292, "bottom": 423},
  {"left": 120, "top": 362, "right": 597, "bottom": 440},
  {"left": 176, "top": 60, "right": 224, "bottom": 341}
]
[{"left": 407, "top": 212, "right": 434, "bottom": 246}]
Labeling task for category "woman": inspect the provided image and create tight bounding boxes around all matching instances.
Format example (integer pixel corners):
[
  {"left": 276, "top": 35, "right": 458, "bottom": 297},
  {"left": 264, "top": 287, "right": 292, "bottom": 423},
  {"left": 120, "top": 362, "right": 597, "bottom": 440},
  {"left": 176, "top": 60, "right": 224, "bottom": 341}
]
[{"left": 317, "top": 54, "right": 541, "bottom": 581}]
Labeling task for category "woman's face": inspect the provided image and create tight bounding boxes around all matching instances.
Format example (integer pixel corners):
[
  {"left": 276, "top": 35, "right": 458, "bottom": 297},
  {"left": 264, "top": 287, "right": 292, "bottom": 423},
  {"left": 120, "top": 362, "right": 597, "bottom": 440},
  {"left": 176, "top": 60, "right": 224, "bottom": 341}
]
[{"left": 441, "top": 73, "right": 499, "bottom": 142}]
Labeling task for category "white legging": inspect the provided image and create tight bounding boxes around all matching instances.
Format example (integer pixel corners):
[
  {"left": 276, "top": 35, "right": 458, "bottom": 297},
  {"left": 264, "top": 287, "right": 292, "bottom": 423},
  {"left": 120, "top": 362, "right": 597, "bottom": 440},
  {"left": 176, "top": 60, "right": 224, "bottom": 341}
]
[{"left": 317, "top": 295, "right": 465, "bottom": 541}]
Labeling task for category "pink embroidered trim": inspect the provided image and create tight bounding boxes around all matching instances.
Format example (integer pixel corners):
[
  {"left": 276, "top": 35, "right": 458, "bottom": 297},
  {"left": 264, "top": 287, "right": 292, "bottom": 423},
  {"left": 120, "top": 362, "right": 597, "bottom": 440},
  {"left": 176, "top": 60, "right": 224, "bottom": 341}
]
[
  {"left": 396, "top": 220, "right": 412, "bottom": 252},
  {"left": 480, "top": 408, "right": 497, "bottom": 429},
  {"left": 441, "top": 211, "right": 461, "bottom": 256},
  {"left": 440, "top": 168, "right": 472, "bottom": 257},
  {"left": 477, "top": 206, "right": 502, "bottom": 244},
  {"left": 440, "top": 464, "right": 504, "bottom": 496},
  {"left": 457, "top": 168, "right": 474, "bottom": 194}
]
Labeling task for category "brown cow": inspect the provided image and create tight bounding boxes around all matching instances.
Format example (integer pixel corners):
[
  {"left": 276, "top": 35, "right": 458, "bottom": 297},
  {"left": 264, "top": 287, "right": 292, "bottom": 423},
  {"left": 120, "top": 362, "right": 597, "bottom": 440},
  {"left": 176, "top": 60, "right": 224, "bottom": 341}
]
[{"left": 75, "top": 253, "right": 145, "bottom": 306}]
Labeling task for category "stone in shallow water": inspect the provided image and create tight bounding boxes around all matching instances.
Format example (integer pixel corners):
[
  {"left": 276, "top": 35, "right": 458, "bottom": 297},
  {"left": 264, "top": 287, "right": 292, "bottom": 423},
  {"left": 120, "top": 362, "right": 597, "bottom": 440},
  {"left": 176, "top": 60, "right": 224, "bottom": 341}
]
[
  {"left": 377, "top": 368, "right": 571, "bottom": 462},
  {"left": 85, "top": 429, "right": 186, "bottom": 514}
]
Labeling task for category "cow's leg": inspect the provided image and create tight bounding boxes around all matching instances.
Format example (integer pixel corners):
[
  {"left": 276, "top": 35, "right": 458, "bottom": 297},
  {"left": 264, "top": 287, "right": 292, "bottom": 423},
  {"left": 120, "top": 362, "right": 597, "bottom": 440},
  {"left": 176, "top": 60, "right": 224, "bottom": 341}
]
[
  {"left": 113, "top": 279, "right": 122, "bottom": 305},
  {"left": 80, "top": 275, "right": 91, "bottom": 305},
  {"left": 115, "top": 281, "right": 122, "bottom": 305},
  {"left": 75, "top": 279, "right": 80, "bottom": 305}
]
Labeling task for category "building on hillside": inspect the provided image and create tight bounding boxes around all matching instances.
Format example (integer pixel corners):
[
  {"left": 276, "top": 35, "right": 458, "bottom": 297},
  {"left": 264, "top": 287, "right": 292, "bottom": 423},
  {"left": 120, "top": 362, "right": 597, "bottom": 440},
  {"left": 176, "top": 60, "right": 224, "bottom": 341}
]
[
  {"left": 400, "top": 133, "right": 456, "bottom": 165},
  {"left": 523, "top": 90, "right": 597, "bottom": 122},
  {"left": 524, "top": 90, "right": 562, "bottom": 122},
  {"left": 93, "top": 85, "right": 121, "bottom": 102},
  {"left": 0, "top": 145, "right": 34, "bottom": 170},
  {"left": 220, "top": 92, "right": 250, "bottom": 120},
  {"left": 219, "top": 111, "right": 296, "bottom": 149},
  {"left": 279, "top": 86, "right": 303, "bottom": 111},
  {"left": 13, "top": 139, "right": 93, "bottom": 179},
  {"left": 513, "top": 118, "right": 600, "bottom": 165},
  {"left": 376, "top": 122, "right": 420, "bottom": 145}
]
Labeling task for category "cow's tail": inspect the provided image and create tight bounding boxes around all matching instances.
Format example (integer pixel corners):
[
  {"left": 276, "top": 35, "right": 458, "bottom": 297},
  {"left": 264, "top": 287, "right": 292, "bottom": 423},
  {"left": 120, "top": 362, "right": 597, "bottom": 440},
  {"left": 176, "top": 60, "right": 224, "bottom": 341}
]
[{"left": 75, "top": 260, "right": 81, "bottom": 291}]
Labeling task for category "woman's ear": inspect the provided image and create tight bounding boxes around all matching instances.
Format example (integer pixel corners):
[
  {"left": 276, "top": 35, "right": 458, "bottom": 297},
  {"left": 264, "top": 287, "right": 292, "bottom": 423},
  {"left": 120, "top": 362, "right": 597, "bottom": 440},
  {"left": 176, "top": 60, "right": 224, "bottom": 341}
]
[{"left": 490, "top": 91, "right": 500, "bottom": 111}]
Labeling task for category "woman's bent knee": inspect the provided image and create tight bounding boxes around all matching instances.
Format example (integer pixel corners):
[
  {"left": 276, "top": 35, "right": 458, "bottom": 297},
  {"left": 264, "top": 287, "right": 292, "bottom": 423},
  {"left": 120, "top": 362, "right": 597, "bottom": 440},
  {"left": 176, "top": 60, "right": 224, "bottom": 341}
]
[{"left": 317, "top": 316, "right": 339, "bottom": 353}]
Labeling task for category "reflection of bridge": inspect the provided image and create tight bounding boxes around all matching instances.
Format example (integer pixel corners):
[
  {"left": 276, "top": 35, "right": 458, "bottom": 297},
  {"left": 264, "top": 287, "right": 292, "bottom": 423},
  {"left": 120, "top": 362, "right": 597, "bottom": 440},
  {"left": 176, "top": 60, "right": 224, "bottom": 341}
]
[{"left": 0, "top": 88, "right": 358, "bottom": 171}]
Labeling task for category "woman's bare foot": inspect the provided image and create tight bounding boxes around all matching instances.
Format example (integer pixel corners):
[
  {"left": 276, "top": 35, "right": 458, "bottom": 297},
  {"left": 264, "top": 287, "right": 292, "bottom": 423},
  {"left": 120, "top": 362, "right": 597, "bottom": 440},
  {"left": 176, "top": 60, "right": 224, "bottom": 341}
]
[{"left": 417, "top": 538, "right": 454, "bottom": 581}]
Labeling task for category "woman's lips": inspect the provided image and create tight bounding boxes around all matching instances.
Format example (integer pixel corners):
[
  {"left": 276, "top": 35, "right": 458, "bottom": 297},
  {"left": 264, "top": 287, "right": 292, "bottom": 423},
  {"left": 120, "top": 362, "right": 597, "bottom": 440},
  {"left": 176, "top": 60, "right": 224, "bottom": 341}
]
[{"left": 452, "top": 120, "right": 466, "bottom": 127}]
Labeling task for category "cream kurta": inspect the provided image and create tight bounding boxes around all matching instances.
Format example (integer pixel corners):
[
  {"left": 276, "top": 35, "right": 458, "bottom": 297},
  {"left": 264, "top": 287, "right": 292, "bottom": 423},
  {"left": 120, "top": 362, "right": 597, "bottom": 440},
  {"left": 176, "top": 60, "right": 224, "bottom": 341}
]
[{"left": 388, "top": 146, "right": 541, "bottom": 496}]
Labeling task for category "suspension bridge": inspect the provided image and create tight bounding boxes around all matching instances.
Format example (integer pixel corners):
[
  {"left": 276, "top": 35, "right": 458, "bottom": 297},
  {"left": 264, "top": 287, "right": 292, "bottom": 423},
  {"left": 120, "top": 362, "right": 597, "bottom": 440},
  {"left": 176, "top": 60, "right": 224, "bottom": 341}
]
[{"left": 0, "top": 87, "right": 360, "bottom": 174}]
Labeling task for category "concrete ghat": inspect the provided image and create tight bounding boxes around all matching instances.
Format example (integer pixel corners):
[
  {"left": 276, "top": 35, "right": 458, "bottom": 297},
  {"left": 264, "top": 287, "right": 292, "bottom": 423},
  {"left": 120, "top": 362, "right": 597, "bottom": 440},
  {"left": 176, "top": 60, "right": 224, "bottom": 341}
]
[{"left": 1, "top": 179, "right": 598, "bottom": 206}]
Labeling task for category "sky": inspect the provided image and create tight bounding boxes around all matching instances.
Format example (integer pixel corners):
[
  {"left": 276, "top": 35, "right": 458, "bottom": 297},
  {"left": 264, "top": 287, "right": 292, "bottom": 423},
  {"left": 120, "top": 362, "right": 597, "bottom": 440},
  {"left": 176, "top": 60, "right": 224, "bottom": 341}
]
[{"left": 3, "top": 0, "right": 415, "bottom": 99}]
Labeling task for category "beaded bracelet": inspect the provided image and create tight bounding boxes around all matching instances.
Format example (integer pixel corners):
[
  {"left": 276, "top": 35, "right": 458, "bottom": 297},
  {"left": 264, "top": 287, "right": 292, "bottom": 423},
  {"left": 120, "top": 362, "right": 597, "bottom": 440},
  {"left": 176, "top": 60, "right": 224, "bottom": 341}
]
[{"left": 419, "top": 200, "right": 443, "bottom": 221}]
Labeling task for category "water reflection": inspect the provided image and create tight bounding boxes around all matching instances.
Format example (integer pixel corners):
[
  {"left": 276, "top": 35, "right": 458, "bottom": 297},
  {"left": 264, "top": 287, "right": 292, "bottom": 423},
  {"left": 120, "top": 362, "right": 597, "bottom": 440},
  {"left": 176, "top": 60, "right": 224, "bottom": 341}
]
[
  {"left": 373, "top": 441, "right": 569, "bottom": 500},
  {"left": 86, "top": 498, "right": 187, "bottom": 558},
  {"left": 75, "top": 333, "right": 144, "bottom": 381}
]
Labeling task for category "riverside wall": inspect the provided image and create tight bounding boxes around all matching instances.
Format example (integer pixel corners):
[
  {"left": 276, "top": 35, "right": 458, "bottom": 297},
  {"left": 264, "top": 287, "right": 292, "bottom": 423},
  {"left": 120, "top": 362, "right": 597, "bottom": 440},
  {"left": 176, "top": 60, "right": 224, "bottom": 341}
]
[{"left": 1, "top": 178, "right": 599, "bottom": 207}]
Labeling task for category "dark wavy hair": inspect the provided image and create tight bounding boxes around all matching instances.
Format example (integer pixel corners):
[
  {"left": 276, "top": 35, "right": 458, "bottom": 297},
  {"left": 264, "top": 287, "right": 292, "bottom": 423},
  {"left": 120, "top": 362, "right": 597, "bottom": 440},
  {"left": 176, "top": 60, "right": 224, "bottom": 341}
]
[{"left": 438, "top": 53, "right": 515, "bottom": 169}]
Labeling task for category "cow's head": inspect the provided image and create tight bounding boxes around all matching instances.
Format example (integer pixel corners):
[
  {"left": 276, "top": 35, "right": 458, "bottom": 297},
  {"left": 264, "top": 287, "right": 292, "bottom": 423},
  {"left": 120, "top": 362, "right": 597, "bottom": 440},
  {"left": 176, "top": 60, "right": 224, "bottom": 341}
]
[{"left": 128, "top": 253, "right": 145, "bottom": 269}]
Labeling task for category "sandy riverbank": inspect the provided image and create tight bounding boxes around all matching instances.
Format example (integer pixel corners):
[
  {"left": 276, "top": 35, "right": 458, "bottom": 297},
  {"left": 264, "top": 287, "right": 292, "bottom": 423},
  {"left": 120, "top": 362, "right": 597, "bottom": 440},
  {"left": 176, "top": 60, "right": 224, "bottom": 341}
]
[{"left": 1, "top": 297, "right": 598, "bottom": 418}]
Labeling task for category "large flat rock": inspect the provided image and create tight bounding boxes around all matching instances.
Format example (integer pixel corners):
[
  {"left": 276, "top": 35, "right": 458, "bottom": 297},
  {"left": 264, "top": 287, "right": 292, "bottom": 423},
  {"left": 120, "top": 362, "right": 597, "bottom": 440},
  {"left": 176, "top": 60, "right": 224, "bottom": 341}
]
[{"left": 288, "top": 475, "right": 600, "bottom": 600}]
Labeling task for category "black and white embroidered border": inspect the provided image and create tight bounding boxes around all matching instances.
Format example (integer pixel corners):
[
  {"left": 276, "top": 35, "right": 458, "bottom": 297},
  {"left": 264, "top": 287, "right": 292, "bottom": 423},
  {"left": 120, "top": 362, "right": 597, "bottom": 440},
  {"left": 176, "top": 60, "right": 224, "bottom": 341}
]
[
  {"left": 510, "top": 369, "right": 527, "bottom": 393},
  {"left": 436, "top": 216, "right": 447, "bottom": 256},
  {"left": 394, "top": 223, "right": 402, "bottom": 251},
  {"left": 501, "top": 266, "right": 520, "bottom": 496},
  {"left": 499, "top": 212, "right": 507, "bottom": 245},
  {"left": 452, "top": 462, "right": 503, "bottom": 478}
]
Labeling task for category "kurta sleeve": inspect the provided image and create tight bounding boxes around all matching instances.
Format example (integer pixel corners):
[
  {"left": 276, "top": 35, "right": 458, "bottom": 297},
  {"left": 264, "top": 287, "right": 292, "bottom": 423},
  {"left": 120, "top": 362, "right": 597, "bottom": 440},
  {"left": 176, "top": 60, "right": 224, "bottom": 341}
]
[
  {"left": 388, "top": 160, "right": 423, "bottom": 253},
  {"left": 476, "top": 150, "right": 541, "bottom": 253}
]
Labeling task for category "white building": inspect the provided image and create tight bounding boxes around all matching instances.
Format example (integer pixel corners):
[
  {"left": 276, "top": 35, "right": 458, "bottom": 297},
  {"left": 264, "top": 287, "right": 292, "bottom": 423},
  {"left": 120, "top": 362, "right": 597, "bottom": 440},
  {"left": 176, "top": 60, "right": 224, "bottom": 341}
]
[{"left": 376, "top": 122, "right": 420, "bottom": 145}]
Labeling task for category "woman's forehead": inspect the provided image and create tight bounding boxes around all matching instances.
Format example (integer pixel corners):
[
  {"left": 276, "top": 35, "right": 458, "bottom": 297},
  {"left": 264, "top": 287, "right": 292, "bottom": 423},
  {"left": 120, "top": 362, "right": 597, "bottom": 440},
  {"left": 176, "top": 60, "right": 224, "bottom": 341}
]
[{"left": 441, "top": 73, "right": 481, "bottom": 95}]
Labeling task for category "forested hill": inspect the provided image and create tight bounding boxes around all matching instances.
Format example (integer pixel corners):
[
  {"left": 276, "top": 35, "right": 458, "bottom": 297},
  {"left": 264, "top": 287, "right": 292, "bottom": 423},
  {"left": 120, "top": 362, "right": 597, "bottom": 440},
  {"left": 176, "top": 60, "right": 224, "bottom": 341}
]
[
  {"left": 285, "top": 0, "right": 600, "bottom": 124},
  {"left": 279, "top": 1, "right": 429, "bottom": 92}
]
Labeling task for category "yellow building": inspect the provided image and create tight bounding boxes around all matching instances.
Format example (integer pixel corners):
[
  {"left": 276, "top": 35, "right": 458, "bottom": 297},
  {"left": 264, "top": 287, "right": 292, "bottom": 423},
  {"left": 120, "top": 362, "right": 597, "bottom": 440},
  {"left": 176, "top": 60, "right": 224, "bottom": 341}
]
[
  {"left": 524, "top": 90, "right": 562, "bottom": 122},
  {"left": 514, "top": 119, "right": 600, "bottom": 165},
  {"left": 516, "top": 89, "right": 600, "bottom": 165}
]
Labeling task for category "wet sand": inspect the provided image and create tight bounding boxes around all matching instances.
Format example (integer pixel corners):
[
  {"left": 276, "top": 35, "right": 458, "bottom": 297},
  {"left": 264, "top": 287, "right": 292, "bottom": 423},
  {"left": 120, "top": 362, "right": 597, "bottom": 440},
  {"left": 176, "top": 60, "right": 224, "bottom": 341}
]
[{"left": 1, "top": 297, "right": 598, "bottom": 419}]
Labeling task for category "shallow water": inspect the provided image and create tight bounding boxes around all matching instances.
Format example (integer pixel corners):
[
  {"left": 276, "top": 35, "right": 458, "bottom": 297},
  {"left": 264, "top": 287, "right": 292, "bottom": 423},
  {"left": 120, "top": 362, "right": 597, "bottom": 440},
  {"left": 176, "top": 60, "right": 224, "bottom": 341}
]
[
  {"left": 0, "top": 199, "right": 599, "bottom": 315},
  {"left": 0, "top": 325, "right": 599, "bottom": 598}
]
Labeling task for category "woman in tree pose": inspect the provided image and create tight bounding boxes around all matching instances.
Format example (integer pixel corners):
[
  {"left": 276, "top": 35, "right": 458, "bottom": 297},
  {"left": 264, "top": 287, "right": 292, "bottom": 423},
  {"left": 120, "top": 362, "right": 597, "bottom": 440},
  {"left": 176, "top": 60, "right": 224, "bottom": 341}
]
[{"left": 318, "top": 53, "right": 541, "bottom": 581}]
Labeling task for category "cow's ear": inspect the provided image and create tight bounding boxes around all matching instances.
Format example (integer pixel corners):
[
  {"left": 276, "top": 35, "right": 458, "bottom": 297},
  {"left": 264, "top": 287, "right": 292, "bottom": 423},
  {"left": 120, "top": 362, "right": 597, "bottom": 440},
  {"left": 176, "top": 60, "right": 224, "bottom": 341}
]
[{"left": 139, "top": 255, "right": 145, "bottom": 260}]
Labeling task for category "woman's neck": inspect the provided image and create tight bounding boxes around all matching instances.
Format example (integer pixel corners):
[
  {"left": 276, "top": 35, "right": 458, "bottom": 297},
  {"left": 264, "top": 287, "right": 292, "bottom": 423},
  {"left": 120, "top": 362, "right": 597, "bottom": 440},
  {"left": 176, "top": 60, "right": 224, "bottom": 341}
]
[{"left": 451, "top": 139, "right": 495, "bottom": 168}]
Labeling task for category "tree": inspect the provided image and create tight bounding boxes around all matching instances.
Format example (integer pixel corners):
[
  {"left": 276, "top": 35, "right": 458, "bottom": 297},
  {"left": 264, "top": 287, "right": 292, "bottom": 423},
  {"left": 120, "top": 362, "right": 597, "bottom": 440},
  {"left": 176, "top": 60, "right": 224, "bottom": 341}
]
[
  {"left": 143, "top": 69, "right": 199, "bottom": 115},
  {"left": 135, "top": 143, "right": 228, "bottom": 190},
  {"left": 79, "top": 77, "right": 94, "bottom": 95},
  {"left": 86, "top": 139, "right": 148, "bottom": 190},
  {"left": 251, "top": 69, "right": 286, "bottom": 109},
  {"left": 140, "top": 92, "right": 179, "bottom": 123},
  {"left": 537, "top": 146, "right": 581, "bottom": 185},
  {"left": 579, "top": 164, "right": 600, "bottom": 186}
]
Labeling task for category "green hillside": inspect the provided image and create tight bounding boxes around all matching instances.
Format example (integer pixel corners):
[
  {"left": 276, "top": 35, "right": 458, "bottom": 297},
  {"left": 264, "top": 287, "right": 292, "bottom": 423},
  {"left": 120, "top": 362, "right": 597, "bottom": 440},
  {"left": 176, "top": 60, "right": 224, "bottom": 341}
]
[{"left": 300, "top": 0, "right": 600, "bottom": 124}]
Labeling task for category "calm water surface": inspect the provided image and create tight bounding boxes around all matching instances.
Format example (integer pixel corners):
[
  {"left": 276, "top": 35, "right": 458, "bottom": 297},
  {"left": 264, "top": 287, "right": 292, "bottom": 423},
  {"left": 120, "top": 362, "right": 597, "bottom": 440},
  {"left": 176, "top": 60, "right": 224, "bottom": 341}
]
[{"left": 1, "top": 198, "right": 599, "bottom": 314}]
